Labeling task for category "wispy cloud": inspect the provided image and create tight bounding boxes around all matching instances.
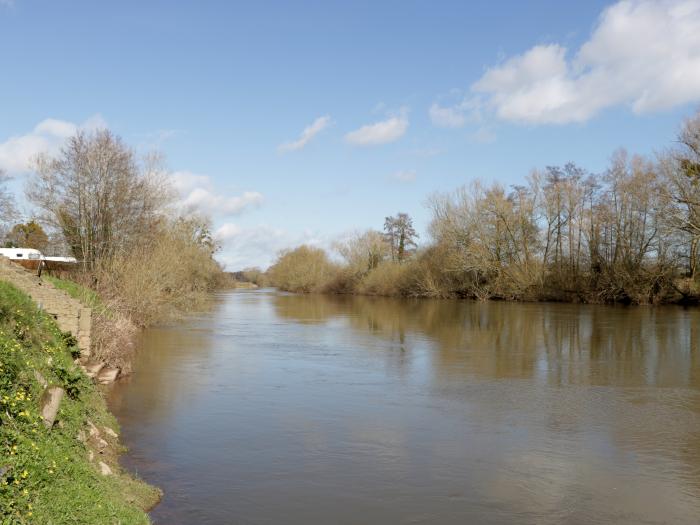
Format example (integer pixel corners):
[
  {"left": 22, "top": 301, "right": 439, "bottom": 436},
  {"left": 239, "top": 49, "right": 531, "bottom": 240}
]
[
  {"left": 0, "top": 114, "right": 106, "bottom": 173},
  {"left": 136, "top": 128, "right": 183, "bottom": 149},
  {"left": 170, "top": 170, "right": 263, "bottom": 217},
  {"left": 469, "top": 127, "right": 496, "bottom": 144},
  {"left": 214, "top": 223, "right": 328, "bottom": 269},
  {"left": 428, "top": 92, "right": 482, "bottom": 129},
  {"left": 409, "top": 146, "right": 444, "bottom": 158},
  {"left": 429, "top": 103, "right": 466, "bottom": 128},
  {"left": 470, "top": 0, "right": 700, "bottom": 124},
  {"left": 183, "top": 188, "right": 263, "bottom": 216},
  {"left": 278, "top": 115, "right": 331, "bottom": 153},
  {"left": 345, "top": 109, "right": 409, "bottom": 146},
  {"left": 389, "top": 170, "right": 417, "bottom": 183}
]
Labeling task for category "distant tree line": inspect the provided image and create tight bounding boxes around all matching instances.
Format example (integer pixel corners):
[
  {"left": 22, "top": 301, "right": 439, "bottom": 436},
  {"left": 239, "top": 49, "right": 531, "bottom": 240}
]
[{"left": 268, "top": 111, "right": 700, "bottom": 305}]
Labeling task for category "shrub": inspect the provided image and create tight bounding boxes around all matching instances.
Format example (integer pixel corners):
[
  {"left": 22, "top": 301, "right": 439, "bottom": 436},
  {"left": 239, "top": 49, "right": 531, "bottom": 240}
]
[
  {"left": 267, "top": 245, "right": 337, "bottom": 293},
  {"left": 356, "top": 261, "right": 413, "bottom": 296},
  {"left": 94, "top": 217, "right": 221, "bottom": 327}
]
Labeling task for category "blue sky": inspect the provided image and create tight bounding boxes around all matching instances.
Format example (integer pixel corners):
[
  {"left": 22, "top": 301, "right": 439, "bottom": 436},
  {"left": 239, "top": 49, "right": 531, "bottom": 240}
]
[{"left": 2, "top": 0, "right": 700, "bottom": 268}]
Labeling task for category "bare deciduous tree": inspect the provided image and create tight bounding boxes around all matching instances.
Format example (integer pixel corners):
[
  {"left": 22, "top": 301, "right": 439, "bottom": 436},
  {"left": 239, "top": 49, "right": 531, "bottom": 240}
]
[
  {"left": 268, "top": 110, "right": 700, "bottom": 304},
  {"left": 659, "top": 113, "right": 700, "bottom": 279},
  {"left": 335, "top": 229, "right": 389, "bottom": 275},
  {"left": 27, "top": 130, "right": 172, "bottom": 268},
  {"left": 0, "top": 169, "right": 18, "bottom": 230}
]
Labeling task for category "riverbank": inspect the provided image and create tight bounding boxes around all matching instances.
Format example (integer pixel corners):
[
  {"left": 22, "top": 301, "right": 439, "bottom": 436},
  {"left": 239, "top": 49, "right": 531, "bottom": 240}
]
[
  {"left": 263, "top": 111, "right": 700, "bottom": 306},
  {"left": 0, "top": 280, "right": 160, "bottom": 524},
  {"left": 266, "top": 244, "right": 700, "bottom": 306}
]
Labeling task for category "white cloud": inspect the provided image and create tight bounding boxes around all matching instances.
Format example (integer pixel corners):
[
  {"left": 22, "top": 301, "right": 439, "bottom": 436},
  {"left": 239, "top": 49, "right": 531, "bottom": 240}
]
[
  {"left": 428, "top": 93, "right": 482, "bottom": 129},
  {"left": 278, "top": 115, "right": 331, "bottom": 153},
  {"left": 471, "top": 0, "right": 700, "bottom": 124},
  {"left": 429, "top": 103, "right": 467, "bottom": 128},
  {"left": 214, "top": 223, "right": 327, "bottom": 269},
  {"left": 214, "top": 223, "right": 243, "bottom": 240},
  {"left": 170, "top": 170, "right": 263, "bottom": 217},
  {"left": 169, "top": 170, "right": 212, "bottom": 194},
  {"left": 0, "top": 114, "right": 106, "bottom": 173},
  {"left": 410, "top": 147, "right": 444, "bottom": 158},
  {"left": 345, "top": 109, "right": 409, "bottom": 146},
  {"left": 183, "top": 189, "right": 263, "bottom": 216},
  {"left": 80, "top": 114, "right": 108, "bottom": 132},
  {"left": 389, "top": 170, "right": 417, "bottom": 183},
  {"left": 470, "top": 127, "right": 496, "bottom": 144}
]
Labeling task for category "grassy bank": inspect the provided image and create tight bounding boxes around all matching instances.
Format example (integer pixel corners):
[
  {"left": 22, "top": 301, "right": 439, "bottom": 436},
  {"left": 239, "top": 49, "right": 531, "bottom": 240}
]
[
  {"left": 43, "top": 275, "right": 103, "bottom": 312},
  {"left": 0, "top": 280, "right": 160, "bottom": 524}
]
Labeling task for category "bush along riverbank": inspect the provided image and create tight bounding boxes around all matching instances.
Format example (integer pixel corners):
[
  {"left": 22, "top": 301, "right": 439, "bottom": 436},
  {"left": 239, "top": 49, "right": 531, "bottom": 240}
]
[
  {"left": 0, "top": 280, "right": 160, "bottom": 524},
  {"left": 267, "top": 111, "right": 700, "bottom": 306}
]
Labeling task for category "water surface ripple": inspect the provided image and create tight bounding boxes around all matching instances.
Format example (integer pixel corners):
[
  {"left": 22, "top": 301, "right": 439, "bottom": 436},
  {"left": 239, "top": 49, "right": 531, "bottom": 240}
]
[{"left": 108, "top": 290, "right": 700, "bottom": 524}]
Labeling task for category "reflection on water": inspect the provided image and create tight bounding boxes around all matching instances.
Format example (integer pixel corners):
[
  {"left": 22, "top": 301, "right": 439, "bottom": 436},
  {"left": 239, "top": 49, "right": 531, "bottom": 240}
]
[{"left": 109, "top": 290, "right": 700, "bottom": 524}]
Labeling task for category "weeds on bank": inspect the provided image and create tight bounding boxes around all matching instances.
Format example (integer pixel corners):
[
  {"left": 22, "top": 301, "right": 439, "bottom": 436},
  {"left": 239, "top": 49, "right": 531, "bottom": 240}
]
[
  {"left": 0, "top": 280, "right": 157, "bottom": 525},
  {"left": 43, "top": 276, "right": 106, "bottom": 315}
]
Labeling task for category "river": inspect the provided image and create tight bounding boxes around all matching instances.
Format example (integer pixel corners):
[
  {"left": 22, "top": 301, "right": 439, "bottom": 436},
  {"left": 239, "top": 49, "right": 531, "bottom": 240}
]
[{"left": 108, "top": 289, "right": 700, "bottom": 524}]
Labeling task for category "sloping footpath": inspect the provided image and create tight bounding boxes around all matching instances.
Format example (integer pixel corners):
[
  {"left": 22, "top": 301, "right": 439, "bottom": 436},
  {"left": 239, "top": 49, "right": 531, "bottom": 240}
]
[{"left": 0, "top": 256, "right": 119, "bottom": 384}]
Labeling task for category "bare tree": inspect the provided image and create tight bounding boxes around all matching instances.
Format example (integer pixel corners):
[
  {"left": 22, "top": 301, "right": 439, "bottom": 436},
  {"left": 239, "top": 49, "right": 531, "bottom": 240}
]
[
  {"left": 27, "top": 130, "right": 172, "bottom": 269},
  {"left": 0, "top": 169, "right": 18, "bottom": 229},
  {"left": 334, "top": 229, "right": 389, "bottom": 275},
  {"left": 659, "top": 112, "right": 700, "bottom": 279}
]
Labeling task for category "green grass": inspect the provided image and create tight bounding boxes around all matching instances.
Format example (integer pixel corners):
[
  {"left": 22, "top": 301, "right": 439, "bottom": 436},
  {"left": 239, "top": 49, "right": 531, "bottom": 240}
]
[
  {"left": 43, "top": 275, "right": 103, "bottom": 310},
  {"left": 44, "top": 275, "right": 116, "bottom": 320},
  {"left": 0, "top": 280, "right": 159, "bottom": 524}
]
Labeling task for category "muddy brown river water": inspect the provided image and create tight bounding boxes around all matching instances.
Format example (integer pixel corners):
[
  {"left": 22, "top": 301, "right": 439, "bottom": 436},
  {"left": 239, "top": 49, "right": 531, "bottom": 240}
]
[{"left": 108, "top": 289, "right": 700, "bottom": 524}]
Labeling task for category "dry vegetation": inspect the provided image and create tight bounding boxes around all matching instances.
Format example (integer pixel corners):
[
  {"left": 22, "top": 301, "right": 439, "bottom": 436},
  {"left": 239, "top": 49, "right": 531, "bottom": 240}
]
[
  {"left": 267, "top": 245, "right": 338, "bottom": 293},
  {"left": 16, "top": 130, "right": 224, "bottom": 369},
  {"left": 268, "top": 111, "right": 700, "bottom": 305}
]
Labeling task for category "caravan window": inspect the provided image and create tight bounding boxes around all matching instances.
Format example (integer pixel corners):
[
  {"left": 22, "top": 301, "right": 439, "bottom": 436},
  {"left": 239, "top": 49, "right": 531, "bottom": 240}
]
[
  {"left": 28, "top": 253, "right": 40, "bottom": 260},
  {"left": 16, "top": 253, "right": 23, "bottom": 258}
]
